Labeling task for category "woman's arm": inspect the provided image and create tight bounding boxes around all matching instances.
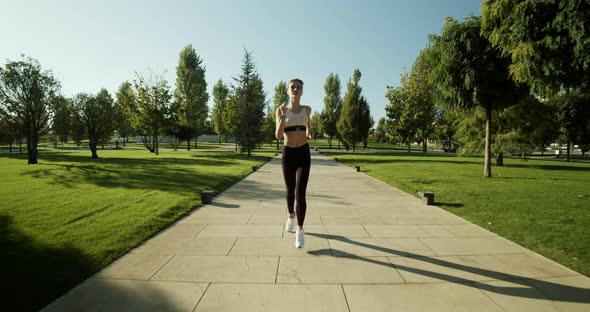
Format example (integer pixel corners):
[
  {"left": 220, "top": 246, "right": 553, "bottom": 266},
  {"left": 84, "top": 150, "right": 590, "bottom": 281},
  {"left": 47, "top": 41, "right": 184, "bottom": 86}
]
[
  {"left": 275, "top": 104, "right": 286, "bottom": 140},
  {"left": 306, "top": 106, "right": 314, "bottom": 139}
]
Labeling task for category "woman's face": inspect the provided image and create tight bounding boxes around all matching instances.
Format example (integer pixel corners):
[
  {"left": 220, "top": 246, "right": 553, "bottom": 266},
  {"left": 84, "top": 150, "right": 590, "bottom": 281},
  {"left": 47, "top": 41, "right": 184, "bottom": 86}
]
[{"left": 288, "top": 82, "right": 303, "bottom": 99}]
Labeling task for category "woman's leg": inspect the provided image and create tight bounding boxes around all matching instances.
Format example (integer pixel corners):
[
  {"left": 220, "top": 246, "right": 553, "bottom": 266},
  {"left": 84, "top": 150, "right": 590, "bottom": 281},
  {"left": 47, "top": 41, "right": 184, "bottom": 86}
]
[
  {"left": 295, "top": 145, "right": 311, "bottom": 227},
  {"left": 282, "top": 147, "right": 297, "bottom": 216}
]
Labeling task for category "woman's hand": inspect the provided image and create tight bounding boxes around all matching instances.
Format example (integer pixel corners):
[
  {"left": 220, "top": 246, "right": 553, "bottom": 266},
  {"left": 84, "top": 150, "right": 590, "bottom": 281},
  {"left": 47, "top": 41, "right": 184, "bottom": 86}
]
[{"left": 306, "top": 128, "right": 314, "bottom": 139}]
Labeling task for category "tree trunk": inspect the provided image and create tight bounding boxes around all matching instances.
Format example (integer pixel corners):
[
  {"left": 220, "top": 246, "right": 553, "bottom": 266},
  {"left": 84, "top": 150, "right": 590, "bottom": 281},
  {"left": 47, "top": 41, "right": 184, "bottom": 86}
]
[
  {"left": 27, "top": 134, "right": 38, "bottom": 164},
  {"left": 407, "top": 137, "right": 411, "bottom": 153},
  {"left": 155, "top": 133, "right": 159, "bottom": 155},
  {"left": 422, "top": 137, "right": 427, "bottom": 153},
  {"left": 329, "top": 137, "right": 332, "bottom": 149},
  {"left": 9, "top": 142, "right": 12, "bottom": 153},
  {"left": 496, "top": 152, "right": 504, "bottom": 166},
  {"left": 566, "top": 141, "right": 571, "bottom": 162},
  {"left": 187, "top": 140, "right": 191, "bottom": 151},
  {"left": 484, "top": 105, "right": 492, "bottom": 178}
]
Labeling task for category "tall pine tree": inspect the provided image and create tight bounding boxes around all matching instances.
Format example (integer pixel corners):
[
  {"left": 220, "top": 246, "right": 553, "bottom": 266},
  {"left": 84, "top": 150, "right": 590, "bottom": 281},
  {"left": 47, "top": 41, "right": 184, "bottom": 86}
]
[{"left": 233, "top": 49, "right": 266, "bottom": 156}]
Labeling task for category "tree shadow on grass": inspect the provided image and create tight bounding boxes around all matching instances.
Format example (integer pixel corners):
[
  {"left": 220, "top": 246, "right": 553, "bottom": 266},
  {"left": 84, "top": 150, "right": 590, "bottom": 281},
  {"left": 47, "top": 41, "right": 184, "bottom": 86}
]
[
  {"left": 0, "top": 214, "right": 97, "bottom": 311},
  {"left": 307, "top": 233, "right": 590, "bottom": 304},
  {"left": 16, "top": 152, "right": 271, "bottom": 195},
  {"left": 1, "top": 214, "right": 200, "bottom": 311}
]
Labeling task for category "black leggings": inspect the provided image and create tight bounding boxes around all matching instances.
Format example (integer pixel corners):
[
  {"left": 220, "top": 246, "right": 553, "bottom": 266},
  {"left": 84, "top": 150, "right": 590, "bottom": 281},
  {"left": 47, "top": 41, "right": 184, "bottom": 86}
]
[{"left": 282, "top": 143, "right": 311, "bottom": 227}]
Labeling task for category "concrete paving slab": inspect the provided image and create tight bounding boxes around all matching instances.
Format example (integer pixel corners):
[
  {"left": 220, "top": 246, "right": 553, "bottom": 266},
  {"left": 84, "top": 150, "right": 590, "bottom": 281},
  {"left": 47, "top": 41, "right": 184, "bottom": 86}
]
[
  {"left": 194, "top": 284, "right": 349, "bottom": 312},
  {"left": 247, "top": 214, "right": 322, "bottom": 225},
  {"left": 93, "top": 253, "right": 172, "bottom": 280},
  {"left": 131, "top": 237, "right": 236, "bottom": 255},
  {"left": 228, "top": 237, "right": 331, "bottom": 256},
  {"left": 178, "top": 213, "right": 250, "bottom": 224},
  {"left": 151, "top": 255, "right": 278, "bottom": 283},
  {"left": 41, "top": 279, "right": 208, "bottom": 312},
  {"left": 420, "top": 236, "right": 530, "bottom": 255},
  {"left": 153, "top": 223, "right": 206, "bottom": 237},
  {"left": 388, "top": 255, "right": 510, "bottom": 283},
  {"left": 474, "top": 279, "right": 561, "bottom": 312},
  {"left": 472, "top": 253, "right": 581, "bottom": 280},
  {"left": 329, "top": 238, "right": 436, "bottom": 257},
  {"left": 343, "top": 283, "right": 505, "bottom": 312},
  {"left": 304, "top": 225, "right": 371, "bottom": 237},
  {"left": 277, "top": 256, "right": 405, "bottom": 284},
  {"left": 196, "top": 224, "right": 283, "bottom": 237},
  {"left": 364, "top": 224, "right": 454, "bottom": 238}
]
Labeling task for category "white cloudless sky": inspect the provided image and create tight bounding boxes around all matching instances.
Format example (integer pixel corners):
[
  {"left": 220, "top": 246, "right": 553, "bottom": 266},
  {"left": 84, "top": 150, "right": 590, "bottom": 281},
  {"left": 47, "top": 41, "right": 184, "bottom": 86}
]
[{"left": 0, "top": 0, "right": 483, "bottom": 122}]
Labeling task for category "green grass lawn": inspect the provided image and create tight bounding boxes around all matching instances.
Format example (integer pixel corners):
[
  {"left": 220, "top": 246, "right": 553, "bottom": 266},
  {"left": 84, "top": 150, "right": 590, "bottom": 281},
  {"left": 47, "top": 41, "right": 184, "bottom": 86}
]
[
  {"left": 0, "top": 148, "right": 273, "bottom": 311},
  {"left": 321, "top": 149, "right": 590, "bottom": 277}
]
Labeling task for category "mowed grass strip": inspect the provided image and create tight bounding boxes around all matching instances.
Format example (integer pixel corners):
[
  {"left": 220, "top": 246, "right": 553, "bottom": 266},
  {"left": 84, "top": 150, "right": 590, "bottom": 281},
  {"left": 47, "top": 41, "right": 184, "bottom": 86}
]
[
  {"left": 323, "top": 150, "right": 590, "bottom": 277},
  {"left": 0, "top": 149, "right": 273, "bottom": 311}
]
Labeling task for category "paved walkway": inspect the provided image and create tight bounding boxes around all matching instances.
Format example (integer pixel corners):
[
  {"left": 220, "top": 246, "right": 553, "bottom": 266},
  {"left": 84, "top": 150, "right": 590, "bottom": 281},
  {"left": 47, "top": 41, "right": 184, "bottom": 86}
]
[{"left": 43, "top": 151, "right": 590, "bottom": 311}]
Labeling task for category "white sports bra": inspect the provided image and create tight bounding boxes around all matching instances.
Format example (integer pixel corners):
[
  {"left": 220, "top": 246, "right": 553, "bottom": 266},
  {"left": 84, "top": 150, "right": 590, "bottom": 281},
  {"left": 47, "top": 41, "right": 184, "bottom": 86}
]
[{"left": 284, "top": 106, "right": 308, "bottom": 127}]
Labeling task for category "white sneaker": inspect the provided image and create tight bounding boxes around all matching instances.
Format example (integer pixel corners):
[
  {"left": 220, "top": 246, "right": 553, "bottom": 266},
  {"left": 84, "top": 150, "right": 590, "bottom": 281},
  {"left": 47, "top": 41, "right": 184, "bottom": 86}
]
[
  {"left": 295, "top": 228, "right": 305, "bottom": 248},
  {"left": 285, "top": 217, "right": 295, "bottom": 232}
]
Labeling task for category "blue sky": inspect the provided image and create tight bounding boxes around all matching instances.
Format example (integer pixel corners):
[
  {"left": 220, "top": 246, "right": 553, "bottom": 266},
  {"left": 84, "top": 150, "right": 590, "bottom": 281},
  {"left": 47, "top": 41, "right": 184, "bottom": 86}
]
[{"left": 1, "top": 0, "right": 482, "bottom": 122}]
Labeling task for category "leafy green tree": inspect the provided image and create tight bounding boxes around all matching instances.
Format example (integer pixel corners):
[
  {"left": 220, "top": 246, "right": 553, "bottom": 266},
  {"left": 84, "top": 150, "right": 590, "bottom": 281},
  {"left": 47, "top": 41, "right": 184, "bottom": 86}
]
[
  {"left": 272, "top": 81, "right": 289, "bottom": 149},
  {"left": 0, "top": 56, "right": 61, "bottom": 164},
  {"left": 385, "top": 76, "right": 416, "bottom": 152},
  {"left": 551, "top": 92, "right": 590, "bottom": 161},
  {"left": 337, "top": 68, "right": 372, "bottom": 152},
  {"left": 232, "top": 49, "right": 266, "bottom": 156},
  {"left": 310, "top": 111, "right": 324, "bottom": 141},
  {"left": 173, "top": 44, "right": 209, "bottom": 150},
  {"left": 114, "top": 81, "right": 135, "bottom": 146},
  {"left": 430, "top": 16, "right": 525, "bottom": 177},
  {"left": 321, "top": 73, "right": 342, "bottom": 148},
  {"left": 223, "top": 91, "right": 240, "bottom": 150},
  {"left": 261, "top": 104, "right": 276, "bottom": 145},
  {"left": 211, "top": 79, "right": 229, "bottom": 144},
  {"left": 52, "top": 95, "right": 71, "bottom": 147},
  {"left": 411, "top": 47, "right": 438, "bottom": 152},
  {"left": 374, "top": 117, "right": 388, "bottom": 143},
  {"left": 482, "top": 0, "right": 590, "bottom": 94},
  {"left": 73, "top": 90, "right": 115, "bottom": 158},
  {"left": 131, "top": 72, "right": 172, "bottom": 155},
  {"left": 0, "top": 116, "right": 20, "bottom": 152}
]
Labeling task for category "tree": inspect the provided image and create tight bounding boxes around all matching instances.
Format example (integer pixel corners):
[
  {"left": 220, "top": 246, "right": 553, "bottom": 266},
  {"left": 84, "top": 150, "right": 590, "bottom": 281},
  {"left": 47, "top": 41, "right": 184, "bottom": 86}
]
[
  {"left": 261, "top": 104, "right": 276, "bottom": 145},
  {"left": 0, "top": 56, "right": 60, "bottom": 164},
  {"left": 374, "top": 117, "right": 387, "bottom": 143},
  {"left": 310, "top": 111, "right": 323, "bottom": 141},
  {"left": 114, "top": 81, "right": 135, "bottom": 146},
  {"left": 52, "top": 95, "right": 71, "bottom": 147},
  {"left": 232, "top": 49, "right": 266, "bottom": 156},
  {"left": 321, "top": 73, "right": 342, "bottom": 148},
  {"left": 131, "top": 72, "right": 172, "bottom": 155},
  {"left": 0, "top": 116, "right": 20, "bottom": 152},
  {"left": 272, "top": 81, "right": 289, "bottom": 149},
  {"left": 481, "top": 0, "right": 590, "bottom": 95},
  {"left": 430, "top": 16, "right": 525, "bottom": 177},
  {"left": 223, "top": 91, "right": 240, "bottom": 151},
  {"left": 337, "top": 68, "right": 372, "bottom": 152},
  {"left": 551, "top": 91, "right": 590, "bottom": 161},
  {"left": 410, "top": 47, "right": 438, "bottom": 152},
  {"left": 385, "top": 78, "right": 416, "bottom": 152},
  {"left": 73, "top": 90, "right": 115, "bottom": 158},
  {"left": 173, "top": 45, "right": 209, "bottom": 150},
  {"left": 211, "top": 79, "right": 229, "bottom": 144}
]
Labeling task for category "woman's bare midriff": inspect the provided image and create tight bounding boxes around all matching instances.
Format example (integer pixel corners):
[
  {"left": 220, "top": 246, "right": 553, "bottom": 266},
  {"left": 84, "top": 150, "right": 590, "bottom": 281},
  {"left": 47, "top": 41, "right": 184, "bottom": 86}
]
[{"left": 284, "top": 130, "right": 308, "bottom": 148}]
